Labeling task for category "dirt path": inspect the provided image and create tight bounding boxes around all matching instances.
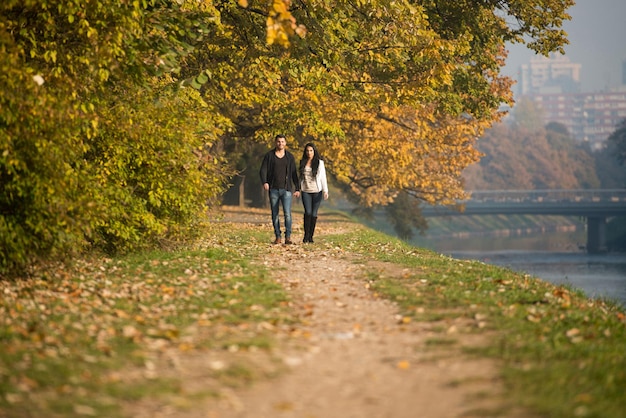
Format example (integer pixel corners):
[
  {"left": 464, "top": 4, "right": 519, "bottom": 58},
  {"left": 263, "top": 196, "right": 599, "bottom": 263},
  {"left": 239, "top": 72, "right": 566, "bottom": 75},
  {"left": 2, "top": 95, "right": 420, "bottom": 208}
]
[
  {"left": 129, "top": 209, "right": 511, "bottom": 418},
  {"left": 207, "top": 246, "right": 505, "bottom": 418}
]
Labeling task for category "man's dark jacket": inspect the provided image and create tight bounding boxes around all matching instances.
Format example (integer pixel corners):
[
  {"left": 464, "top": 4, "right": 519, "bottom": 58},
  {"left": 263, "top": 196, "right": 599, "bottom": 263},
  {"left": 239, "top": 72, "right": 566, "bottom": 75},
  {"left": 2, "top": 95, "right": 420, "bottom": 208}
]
[{"left": 259, "top": 149, "right": 301, "bottom": 192}]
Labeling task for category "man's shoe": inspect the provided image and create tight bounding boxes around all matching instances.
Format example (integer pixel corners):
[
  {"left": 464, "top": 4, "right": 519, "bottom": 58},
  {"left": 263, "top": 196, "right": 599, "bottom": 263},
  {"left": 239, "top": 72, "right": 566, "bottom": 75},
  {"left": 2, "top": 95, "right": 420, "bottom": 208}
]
[
  {"left": 273, "top": 237, "right": 282, "bottom": 245},
  {"left": 284, "top": 238, "right": 294, "bottom": 245}
]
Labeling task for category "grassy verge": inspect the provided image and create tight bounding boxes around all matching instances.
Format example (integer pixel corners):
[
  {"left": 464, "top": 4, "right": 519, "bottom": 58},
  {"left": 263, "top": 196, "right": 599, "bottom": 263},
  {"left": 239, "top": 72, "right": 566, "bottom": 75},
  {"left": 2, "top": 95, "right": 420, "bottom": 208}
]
[
  {"left": 323, "top": 227, "right": 626, "bottom": 418},
  {"left": 1, "top": 211, "right": 625, "bottom": 417},
  {"left": 0, "top": 224, "right": 289, "bottom": 417}
]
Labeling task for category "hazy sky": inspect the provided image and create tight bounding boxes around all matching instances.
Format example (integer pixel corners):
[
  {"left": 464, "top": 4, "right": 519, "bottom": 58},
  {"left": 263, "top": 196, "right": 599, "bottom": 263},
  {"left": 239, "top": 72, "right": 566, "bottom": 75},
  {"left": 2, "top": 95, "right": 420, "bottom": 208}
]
[{"left": 502, "top": 0, "right": 626, "bottom": 95}]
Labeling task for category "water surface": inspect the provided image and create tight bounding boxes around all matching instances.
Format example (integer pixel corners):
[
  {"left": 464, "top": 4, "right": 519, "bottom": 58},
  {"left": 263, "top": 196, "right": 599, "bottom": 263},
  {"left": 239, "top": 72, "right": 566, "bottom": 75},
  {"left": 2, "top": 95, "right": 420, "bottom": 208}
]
[{"left": 412, "top": 230, "right": 626, "bottom": 306}]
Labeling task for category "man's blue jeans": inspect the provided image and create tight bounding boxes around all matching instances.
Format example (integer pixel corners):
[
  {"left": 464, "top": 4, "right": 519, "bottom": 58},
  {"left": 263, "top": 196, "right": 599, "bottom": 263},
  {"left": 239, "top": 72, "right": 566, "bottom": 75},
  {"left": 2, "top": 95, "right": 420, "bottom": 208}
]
[{"left": 269, "top": 189, "right": 293, "bottom": 239}]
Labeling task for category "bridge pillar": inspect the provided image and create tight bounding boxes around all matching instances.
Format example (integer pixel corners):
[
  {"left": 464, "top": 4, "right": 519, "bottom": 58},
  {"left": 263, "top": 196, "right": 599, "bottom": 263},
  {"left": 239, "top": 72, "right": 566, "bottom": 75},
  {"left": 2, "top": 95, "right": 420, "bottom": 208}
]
[{"left": 587, "top": 216, "right": 607, "bottom": 254}]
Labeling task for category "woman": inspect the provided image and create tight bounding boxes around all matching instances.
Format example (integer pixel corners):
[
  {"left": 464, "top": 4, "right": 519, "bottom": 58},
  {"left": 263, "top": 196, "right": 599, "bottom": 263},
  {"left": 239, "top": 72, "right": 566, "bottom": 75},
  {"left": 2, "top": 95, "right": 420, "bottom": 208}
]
[{"left": 299, "top": 142, "right": 329, "bottom": 243}]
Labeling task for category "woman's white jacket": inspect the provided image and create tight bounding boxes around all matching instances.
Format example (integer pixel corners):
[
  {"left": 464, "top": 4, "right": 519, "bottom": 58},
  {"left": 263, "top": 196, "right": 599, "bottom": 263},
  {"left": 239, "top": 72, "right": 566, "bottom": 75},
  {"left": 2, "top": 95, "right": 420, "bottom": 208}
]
[{"left": 301, "top": 160, "right": 329, "bottom": 195}]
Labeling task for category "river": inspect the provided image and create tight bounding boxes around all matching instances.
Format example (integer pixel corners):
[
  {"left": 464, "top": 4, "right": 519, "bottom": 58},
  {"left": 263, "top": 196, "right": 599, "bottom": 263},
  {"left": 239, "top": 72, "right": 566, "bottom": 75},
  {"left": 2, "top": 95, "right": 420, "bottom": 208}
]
[{"left": 411, "top": 229, "right": 626, "bottom": 307}]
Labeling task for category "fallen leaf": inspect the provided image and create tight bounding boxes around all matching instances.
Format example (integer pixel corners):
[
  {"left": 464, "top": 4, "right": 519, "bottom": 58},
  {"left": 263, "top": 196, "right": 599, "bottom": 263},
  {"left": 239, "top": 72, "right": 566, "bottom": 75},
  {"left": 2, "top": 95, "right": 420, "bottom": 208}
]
[
  {"left": 566, "top": 328, "right": 580, "bottom": 338},
  {"left": 273, "top": 401, "right": 294, "bottom": 411},
  {"left": 74, "top": 405, "right": 96, "bottom": 416},
  {"left": 397, "top": 360, "right": 410, "bottom": 370}
]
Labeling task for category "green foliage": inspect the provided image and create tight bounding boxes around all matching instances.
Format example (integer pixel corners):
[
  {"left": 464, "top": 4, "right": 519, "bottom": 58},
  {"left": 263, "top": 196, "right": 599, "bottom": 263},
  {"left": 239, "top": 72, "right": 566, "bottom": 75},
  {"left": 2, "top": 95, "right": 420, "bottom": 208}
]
[
  {"left": 592, "top": 121, "right": 626, "bottom": 188},
  {"left": 0, "top": 57, "right": 92, "bottom": 272},
  {"left": 84, "top": 79, "right": 233, "bottom": 254},
  {"left": 594, "top": 148, "right": 626, "bottom": 189},
  {"left": 0, "top": 0, "right": 229, "bottom": 274},
  {"left": 606, "top": 217, "right": 626, "bottom": 252},
  {"left": 607, "top": 118, "right": 626, "bottom": 166},
  {"left": 385, "top": 191, "right": 428, "bottom": 240}
]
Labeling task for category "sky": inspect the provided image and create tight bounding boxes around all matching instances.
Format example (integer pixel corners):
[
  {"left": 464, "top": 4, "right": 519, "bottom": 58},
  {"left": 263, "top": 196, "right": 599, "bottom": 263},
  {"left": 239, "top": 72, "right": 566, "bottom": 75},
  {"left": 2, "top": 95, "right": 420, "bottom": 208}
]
[{"left": 502, "top": 0, "right": 626, "bottom": 96}]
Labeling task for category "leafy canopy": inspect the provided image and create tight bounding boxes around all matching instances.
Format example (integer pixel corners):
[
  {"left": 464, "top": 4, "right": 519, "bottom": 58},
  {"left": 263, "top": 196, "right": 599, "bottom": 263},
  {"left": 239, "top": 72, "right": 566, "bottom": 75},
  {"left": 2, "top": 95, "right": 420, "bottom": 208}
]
[
  {"left": 0, "top": 0, "right": 574, "bottom": 273},
  {"left": 192, "top": 0, "right": 573, "bottom": 206},
  {"left": 0, "top": 0, "right": 229, "bottom": 273}
]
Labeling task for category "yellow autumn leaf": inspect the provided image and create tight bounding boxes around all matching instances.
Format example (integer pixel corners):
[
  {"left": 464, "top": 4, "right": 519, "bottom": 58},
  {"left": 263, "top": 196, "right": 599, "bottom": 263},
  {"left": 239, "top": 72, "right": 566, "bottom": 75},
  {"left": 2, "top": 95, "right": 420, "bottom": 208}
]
[{"left": 397, "top": 360, "right": 410, "bottom": 370}]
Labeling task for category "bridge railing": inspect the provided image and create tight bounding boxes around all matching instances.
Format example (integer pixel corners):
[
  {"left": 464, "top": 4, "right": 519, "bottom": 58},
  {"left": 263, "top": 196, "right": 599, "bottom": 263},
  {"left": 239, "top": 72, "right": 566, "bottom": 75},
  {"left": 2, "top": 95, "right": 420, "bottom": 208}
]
[{"left": 466, "top": 189, "right": 626, "bottom": 204}]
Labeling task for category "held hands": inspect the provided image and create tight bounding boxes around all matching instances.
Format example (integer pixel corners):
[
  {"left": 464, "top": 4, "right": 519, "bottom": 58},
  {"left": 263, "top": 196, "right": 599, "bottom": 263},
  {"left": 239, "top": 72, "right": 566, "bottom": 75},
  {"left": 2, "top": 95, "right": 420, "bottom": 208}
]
[
  {"left": 323, "top": 192, "right": 328, "bottom": 200},
  {"left": 263, "top": 183, "right": 303, "bottom": 198}
]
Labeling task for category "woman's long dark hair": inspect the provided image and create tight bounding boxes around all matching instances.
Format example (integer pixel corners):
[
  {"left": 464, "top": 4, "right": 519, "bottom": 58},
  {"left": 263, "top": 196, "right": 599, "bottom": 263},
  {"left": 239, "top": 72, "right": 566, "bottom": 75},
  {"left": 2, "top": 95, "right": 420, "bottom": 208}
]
[{"left": 300, "top": 142, "right": 322, "bottom": 178}]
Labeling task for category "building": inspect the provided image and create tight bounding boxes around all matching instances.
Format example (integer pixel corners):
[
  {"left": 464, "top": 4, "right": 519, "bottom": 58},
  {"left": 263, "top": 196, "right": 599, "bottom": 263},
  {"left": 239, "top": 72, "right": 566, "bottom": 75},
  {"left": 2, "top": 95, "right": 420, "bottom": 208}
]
[
  {"left": 519, "top": 54, "right": 581, "bottom": 95},
  {"left": 530, "top": 89, "right": 626, "bottom": 148},
  {"left": 517, "top": 55, "right": 626, "bottom": 148}
]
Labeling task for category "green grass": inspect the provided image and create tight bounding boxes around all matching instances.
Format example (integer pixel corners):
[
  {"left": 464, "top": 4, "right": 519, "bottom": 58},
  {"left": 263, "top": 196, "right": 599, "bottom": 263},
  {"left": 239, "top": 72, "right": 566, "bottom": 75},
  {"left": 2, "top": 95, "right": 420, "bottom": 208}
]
[
  {"left": 1, "top": 213, "right": 625, "bottom": 417},
  {"left": 0, "top": 224, "right": 289, "bottom": 417},
  {"left": 323, "top": 227, "right": 626, "bottom": 418}
]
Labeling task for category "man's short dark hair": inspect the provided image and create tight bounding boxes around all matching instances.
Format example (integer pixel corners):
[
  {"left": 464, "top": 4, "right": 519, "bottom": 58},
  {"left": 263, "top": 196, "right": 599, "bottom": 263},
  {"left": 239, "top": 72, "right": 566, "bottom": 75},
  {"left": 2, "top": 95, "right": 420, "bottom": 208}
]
[{"left": 275, "top": 134, "right": 286, "bottom": 140}]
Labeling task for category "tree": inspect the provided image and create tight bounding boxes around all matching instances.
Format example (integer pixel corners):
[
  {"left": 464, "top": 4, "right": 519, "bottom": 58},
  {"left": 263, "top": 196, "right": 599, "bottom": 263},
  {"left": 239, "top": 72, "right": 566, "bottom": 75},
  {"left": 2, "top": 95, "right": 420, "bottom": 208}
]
[
  {"left": 604, "top": 118, "right": 626, "bottom": 251},
  {"left": 174, "top": 0, "right": 574, "bottom": 212},
  {"left": 1, "top": 0, "right": 576, "bottom": 273},
  {"left": 0, "top": 0, "right": 229, "bottom": 273},
  {"left": 386, "top": 191, "right": 428, "bottom": 241},
  {"left": 607, "top": 118, "right": 626, "bottom": 166},
  {"left": 512, "top": 97, "right": 546, "bottom": 131},
  {"left": 463, "top": 121, "right": 601, "bottom": 190}
]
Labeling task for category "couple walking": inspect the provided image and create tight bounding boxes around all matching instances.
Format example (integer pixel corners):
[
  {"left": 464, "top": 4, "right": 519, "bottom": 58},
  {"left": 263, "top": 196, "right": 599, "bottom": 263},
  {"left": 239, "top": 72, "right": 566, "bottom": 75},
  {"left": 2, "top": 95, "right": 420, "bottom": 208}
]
[{"left": 259, "top": 134, "right": 329, "bottom": 245}]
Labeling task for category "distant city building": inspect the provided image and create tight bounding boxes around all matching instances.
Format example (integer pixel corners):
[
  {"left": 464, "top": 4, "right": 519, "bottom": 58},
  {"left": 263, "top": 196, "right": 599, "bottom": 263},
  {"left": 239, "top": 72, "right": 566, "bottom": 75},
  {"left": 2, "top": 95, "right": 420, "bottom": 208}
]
[
  {"left": 529, "top": 89, "right": 626, "bottom": 148},
  {"left": 519, "top": 54, "right": 581, "bottom": 95},
  {"left": 517, "top": 55, "right": 626, "bottom": 149}
]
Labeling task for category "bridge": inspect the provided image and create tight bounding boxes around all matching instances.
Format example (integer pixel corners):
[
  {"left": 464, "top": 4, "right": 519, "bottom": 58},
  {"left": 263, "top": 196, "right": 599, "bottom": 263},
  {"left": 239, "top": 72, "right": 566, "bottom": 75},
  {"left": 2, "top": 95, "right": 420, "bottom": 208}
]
[{"left": 421, "top": 189, "right": 626, "bottom": 253}]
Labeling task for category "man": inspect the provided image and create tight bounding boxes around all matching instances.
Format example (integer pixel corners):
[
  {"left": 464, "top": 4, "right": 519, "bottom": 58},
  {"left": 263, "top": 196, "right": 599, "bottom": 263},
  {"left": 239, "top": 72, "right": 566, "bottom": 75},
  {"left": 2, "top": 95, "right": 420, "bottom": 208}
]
[{"left": 259, "top": 134, "right": 301, "bottom": 244}]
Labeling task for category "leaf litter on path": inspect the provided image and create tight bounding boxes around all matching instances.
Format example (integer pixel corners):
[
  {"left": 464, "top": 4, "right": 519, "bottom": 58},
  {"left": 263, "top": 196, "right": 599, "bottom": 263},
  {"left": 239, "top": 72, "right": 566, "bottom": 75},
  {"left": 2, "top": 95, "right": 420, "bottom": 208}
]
[
  {"left": 0, "top": 206, "right": 519, "bottom": 417},
  {"left": 127, "top": 207, "right": 516, "bottom": 418}
]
